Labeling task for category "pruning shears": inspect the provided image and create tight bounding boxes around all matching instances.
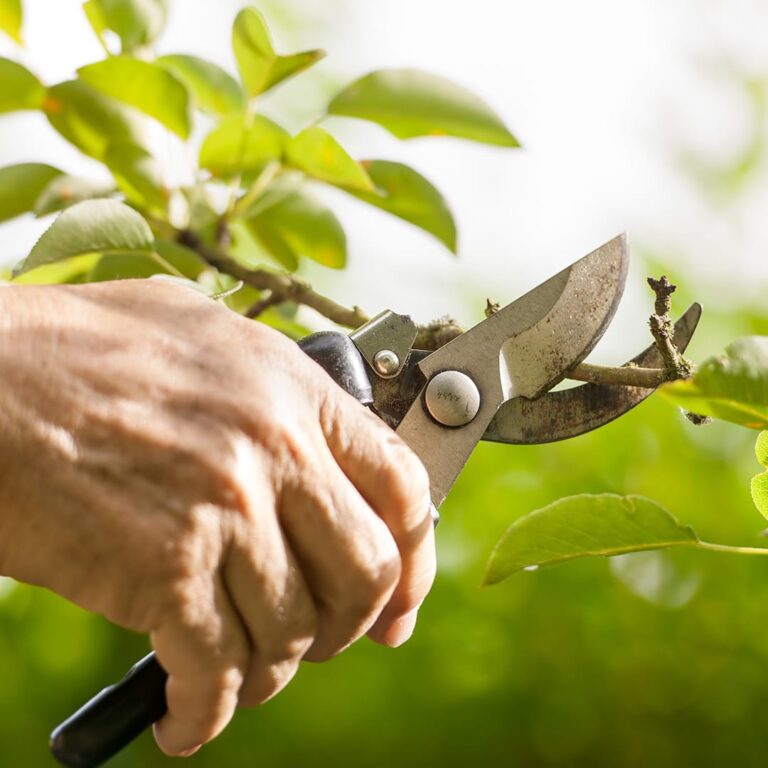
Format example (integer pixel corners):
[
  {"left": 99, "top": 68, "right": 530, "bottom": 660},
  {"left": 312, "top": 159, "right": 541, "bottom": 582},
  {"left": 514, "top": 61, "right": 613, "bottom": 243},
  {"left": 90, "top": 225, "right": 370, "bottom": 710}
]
[{"left": 50, "top": 234, "right": 701, "bottom": 767}]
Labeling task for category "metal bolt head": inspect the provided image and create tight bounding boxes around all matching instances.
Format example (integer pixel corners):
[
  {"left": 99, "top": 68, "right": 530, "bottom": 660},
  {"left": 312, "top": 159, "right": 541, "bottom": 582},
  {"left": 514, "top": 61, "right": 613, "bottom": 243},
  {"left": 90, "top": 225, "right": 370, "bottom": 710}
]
[
  {"left": 373, "top": 349, "right": 400, "bottom": 377},
  {"left": 425, "top": 370, "right": 481, "bottom": 427}
]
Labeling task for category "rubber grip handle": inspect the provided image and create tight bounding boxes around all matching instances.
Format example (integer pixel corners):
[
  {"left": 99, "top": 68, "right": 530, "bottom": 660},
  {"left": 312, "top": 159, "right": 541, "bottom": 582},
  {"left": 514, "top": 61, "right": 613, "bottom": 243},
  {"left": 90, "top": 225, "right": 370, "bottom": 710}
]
[{"left": 50, "top": 332, "right": 372, "bottom": 767}]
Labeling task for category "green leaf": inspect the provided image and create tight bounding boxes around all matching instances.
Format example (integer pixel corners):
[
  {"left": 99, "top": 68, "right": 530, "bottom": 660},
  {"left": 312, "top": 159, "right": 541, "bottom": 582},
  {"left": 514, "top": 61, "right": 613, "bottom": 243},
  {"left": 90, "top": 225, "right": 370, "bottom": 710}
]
[
  {"left": 155, "top": 239, "right": 206, "bottom": 279},
  {"left": 756, "top": 431, "right": 768, "bottom": 467},
  {"left": 78, "top": 57, "right": 192, "bottom": 139},
  {"left": 258, "top": 305, "right": 311, "bottom": 341},
  {"left": 661, "top": 336, "right": 768, "bottom": 429},
  {"left": 351, "top": 160, "right": 456, "bottom": 252},
  {"left": 328, "top": 69, "right": 519, "bottom": 147},
  {"left": 19, "top": 199, "right": 155, "bottom": 274},
  {"left": 44, "top": 80, "right": 149, "bottom": 161},
  {"left": 83, "top": 0, "right": 168, "bottom": 53},
  {"left": 34, "top": 175, "right": 116, "bottom": 216},
  {"left": 199, "top": 114, "right": 287, "bottom": 178},
  {"left": 247, "top": 190, "right": 346, "bottom": 269},
  {"left": 86, "top": 246, "right": 203, "bottom": 283},
  {"left": 11, "top": 254, "right": 100, "bottom": 285},
  {"left": 0, "top": 163, "right": 63, "bottom": 223},
  {"left": 0, "top": 0, "right": 22, "bottom": 44},
  {"left": 88, "top": 252, "right": 169, "bottom": 281},
  {"left": 231, "top": 218, "right": 297, "bottom": 272},
  {"left": 104, "top": 142, "right": 167, "bottom": 213},
  {"left": 0, "top": 57, "right": 45, "bottom": 113},
  {"left": 752, "top": 474, "right": 768, "bottom": 520},
  {"left": 285, "top": 126, "right": 374, "bottom": 193},
  {"left": 232, "top": 7, "right": 325, "bottom": 97},
  {"left": 752, "top": 432, "right": 768, "bottom": 520},
  {"left": 156, "top": 54, "right": 245, "bottom": 117},
  {"left": 483, "top": 494, "right": 698, "bottom": 585}
]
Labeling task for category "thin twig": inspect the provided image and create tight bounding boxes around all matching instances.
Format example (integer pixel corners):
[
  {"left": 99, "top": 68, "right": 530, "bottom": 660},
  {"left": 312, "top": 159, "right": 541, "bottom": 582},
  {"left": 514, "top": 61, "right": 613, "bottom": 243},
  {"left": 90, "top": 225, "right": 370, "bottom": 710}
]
[
  {"left": 569, "top": 362, "right": 666, "bottom": 388},
  {"left": 647, "top": 276, "right": 693, "bottom": 380},
  {"left": 245, "top": 291, "right": 284, "bottom": 319}
]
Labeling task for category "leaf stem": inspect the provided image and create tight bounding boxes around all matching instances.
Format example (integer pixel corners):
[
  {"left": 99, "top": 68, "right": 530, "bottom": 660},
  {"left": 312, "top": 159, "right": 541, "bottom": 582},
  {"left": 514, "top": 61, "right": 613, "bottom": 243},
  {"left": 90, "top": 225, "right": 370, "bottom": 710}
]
[
  {"left": 148, "top": 250, "right": 185, "bottom": 279},
  {"left": 696, "top": 540, "right": 768, "bottom": 557},
  {"left": 232, "top": 161, "right": 282, "bottom": 219}
]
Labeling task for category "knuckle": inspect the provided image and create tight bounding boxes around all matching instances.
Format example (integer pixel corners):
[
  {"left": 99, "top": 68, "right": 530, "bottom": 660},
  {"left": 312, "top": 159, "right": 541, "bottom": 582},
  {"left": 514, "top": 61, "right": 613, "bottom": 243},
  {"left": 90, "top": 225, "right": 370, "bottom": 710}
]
[
  {"left": 239, "top": 659, "right": 299, "bottom": 707},
  {"left": 267, "top": 602, "right": 318, "bottom": 663},
  {"left": 344, "top": 545, "right": 401, "bottom": 614}
]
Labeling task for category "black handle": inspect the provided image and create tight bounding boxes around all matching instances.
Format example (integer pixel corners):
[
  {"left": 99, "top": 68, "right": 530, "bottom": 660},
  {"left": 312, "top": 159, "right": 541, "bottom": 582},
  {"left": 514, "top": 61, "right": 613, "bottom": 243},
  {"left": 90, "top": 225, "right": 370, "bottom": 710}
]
[
  {"left": 50, "top": 654, "right": 168, "bottom": 768},
  {"left": 50, "top": 332, "right": 372, "bottom": 767}
]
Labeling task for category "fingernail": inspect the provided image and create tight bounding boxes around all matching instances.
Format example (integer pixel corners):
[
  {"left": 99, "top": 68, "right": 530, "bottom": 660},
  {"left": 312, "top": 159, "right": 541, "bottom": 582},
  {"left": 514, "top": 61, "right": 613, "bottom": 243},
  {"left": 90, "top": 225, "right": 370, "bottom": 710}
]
[
  {"left": 179, "top": 745, "right": 202, "bottom": 758},
  {"left": 385, "top": 609, "right": 418, "bottom": 648}
]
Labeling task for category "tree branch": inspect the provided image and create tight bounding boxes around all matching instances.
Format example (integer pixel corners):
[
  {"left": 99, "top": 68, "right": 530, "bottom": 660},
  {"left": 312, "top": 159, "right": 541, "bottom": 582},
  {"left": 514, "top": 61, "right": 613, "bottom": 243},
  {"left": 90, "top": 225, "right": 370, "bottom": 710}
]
[{"left": 180, "top": 231, "right": 370, "bottom": 328}]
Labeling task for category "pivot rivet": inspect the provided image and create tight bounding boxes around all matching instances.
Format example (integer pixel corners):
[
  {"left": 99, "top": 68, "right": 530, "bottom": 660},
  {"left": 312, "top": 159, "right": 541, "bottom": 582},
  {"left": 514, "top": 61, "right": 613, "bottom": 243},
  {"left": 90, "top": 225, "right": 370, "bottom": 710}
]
[
  {"left": 425, "top": 371, "right": 481, "bottom": 427},
  {"left": 373, "top": 349, "right": 400, "bottom": 377}
]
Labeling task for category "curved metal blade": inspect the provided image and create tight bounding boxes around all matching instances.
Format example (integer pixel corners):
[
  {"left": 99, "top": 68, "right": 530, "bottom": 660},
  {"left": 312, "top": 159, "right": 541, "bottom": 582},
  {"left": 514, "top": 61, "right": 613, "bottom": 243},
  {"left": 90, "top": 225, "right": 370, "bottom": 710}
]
[
  {"left": 484, "top": 302, "right": 702, "bottom": 445},
  {"left": 395, "top": 234, "right": 629, "bottom": 507}
]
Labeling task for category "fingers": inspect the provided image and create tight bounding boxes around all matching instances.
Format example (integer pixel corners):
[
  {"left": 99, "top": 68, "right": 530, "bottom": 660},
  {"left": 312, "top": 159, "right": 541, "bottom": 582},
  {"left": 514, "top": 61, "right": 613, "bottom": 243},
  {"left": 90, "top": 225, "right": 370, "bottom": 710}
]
[
  {"left": 222, "top": 511, "right": 317, "bottom": 707},
  {"left": 278, "top": 438, "right": 401, "bottom": 662},
  {"left": 151, "top": 575, "right": 249, "bottom": 756},
  {"left": 320, "top": 392, "right": 436, "bottom": 647}
]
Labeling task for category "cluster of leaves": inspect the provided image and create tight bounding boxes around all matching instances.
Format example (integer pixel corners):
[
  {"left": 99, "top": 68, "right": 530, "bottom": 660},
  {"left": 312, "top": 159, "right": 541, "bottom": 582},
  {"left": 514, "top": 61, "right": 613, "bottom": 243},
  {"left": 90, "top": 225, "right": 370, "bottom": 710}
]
[
  {"left": 487, "top": 337, "right": 768, "bottom": 584},
  {"left": 0, "top": 0, "right": 517, "bottom": 324}
]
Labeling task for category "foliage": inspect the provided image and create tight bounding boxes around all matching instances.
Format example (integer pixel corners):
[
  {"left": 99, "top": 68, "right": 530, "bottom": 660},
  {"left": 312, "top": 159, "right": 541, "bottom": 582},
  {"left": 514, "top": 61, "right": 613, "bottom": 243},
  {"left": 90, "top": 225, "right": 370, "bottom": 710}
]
[
  {"left": 0, "top": 0, "right": 518, "bottom": 302},
  {"left": 661, "top": 336, "right": 768, "bottom": 429},
  {"left": 487, "top": 335, "right": 768, "bottom": 584}
]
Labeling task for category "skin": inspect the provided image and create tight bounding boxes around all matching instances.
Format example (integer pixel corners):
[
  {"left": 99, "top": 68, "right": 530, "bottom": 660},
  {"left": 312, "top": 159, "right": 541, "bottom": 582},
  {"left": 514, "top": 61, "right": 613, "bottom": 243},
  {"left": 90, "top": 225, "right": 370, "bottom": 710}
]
[{"left": 0, "top": 280, "right": 435, "bottom": 756}]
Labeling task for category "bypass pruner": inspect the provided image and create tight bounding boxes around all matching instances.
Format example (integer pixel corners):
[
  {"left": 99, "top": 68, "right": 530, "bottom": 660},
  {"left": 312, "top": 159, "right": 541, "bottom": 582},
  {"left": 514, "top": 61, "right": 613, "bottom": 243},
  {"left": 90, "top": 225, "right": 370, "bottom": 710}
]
[{"left": 50, "top": 233, "right": 701, "bottom": 767}]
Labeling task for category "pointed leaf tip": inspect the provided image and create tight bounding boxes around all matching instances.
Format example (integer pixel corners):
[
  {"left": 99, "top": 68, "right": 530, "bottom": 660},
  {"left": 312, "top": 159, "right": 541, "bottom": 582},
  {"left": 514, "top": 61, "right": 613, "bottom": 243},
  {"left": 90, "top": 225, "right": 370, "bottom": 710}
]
[
  {"left": 350, "top": 160, "right": 457, "bottom": 253},
  {"left": 0, "top": 0, "right": 23, "bottom": 44},
  {"left": 233, "top": 7, "right": 325, "bottom": 97},
  {"left": 328, "top": 68, "right": 519, "bottom": 147}
]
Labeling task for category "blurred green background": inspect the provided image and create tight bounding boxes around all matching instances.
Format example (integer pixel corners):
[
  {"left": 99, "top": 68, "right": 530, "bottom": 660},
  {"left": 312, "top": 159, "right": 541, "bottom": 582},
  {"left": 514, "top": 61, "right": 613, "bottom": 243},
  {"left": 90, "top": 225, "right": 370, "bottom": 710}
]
[{"left": 2, "top": 1, "right": 768, "bottom": 766}]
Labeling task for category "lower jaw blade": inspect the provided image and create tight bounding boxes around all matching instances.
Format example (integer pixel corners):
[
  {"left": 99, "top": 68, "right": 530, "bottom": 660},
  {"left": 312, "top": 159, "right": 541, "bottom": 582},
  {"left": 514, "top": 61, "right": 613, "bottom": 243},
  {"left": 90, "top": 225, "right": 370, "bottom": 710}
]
[{"left": 483, "top": 303, "right": 702, "bottom": 445}]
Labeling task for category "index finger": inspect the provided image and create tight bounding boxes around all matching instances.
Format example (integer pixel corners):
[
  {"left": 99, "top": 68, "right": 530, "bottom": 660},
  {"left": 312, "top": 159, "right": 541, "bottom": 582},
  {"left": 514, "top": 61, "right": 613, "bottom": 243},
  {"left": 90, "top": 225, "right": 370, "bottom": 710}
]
[{"left": 320, "top": 392, "right": 436, "bottom": 647}]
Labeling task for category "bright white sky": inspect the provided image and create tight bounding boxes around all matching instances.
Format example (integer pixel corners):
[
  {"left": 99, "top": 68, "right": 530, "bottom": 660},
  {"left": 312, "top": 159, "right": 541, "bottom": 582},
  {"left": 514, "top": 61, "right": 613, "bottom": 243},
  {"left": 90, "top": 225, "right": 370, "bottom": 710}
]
[{"left": 1, "top": 0, "right": 766, "bottom": 361}]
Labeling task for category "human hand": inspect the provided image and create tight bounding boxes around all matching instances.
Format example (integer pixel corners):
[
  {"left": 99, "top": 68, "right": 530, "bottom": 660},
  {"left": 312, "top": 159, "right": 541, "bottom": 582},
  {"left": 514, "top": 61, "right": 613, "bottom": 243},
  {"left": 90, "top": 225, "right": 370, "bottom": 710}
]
[{"left": 0, "top": 280, "right": 435, "bottom": 756}]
